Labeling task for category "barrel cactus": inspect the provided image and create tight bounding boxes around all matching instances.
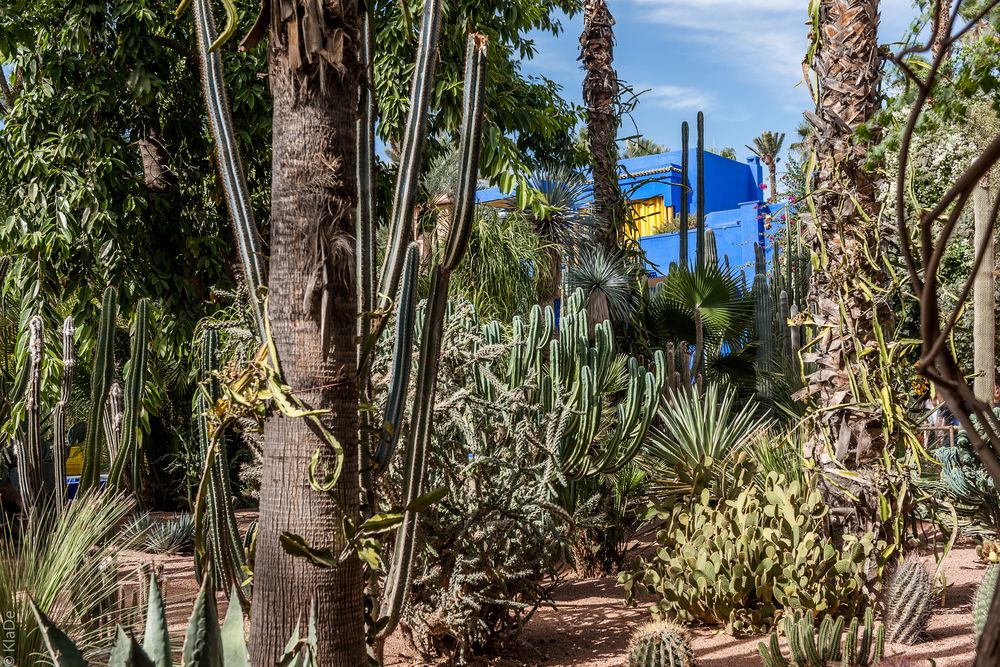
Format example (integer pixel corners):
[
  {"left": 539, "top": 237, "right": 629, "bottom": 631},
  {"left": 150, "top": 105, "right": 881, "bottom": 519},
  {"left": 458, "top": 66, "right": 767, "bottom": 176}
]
[
  {"left": 974, "top": 563, "right": 1000, "bottom": 641},
  {"left": 884, "top": 556, "right": 933, "bottom": 644},
  {"left": 627, "top": 621, "right": 697, "bottom": 667}
]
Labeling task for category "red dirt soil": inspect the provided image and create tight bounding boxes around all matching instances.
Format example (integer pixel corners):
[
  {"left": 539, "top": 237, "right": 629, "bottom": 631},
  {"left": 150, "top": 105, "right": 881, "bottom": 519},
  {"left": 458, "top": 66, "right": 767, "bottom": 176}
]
[{"left": 130, "top": 511, "right": 981, "bottom": 666}]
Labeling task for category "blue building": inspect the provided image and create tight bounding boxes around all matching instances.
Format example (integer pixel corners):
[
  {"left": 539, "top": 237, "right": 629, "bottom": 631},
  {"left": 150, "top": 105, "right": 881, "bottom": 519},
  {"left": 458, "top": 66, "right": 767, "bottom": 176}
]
[{"left": 477, "top": 150, "right": 789, "bottom": 277}]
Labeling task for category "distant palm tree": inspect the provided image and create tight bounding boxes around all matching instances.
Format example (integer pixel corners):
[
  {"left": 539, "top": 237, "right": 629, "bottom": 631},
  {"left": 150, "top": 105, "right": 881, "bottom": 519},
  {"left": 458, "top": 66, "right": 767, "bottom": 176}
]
[
  {"left": 747, "top": 131, "right": 785, "bottom": 202},
  {"left": 624, "top": 136, "right": 667, "bottom": 158}
]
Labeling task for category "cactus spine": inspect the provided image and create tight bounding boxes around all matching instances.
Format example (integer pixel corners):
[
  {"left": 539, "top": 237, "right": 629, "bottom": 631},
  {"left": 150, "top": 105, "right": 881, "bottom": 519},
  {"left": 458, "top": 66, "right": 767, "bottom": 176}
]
[
  {"left": 975, "top": 564, "right": 1000, "bottom": 641},
  {"left": 52, "top": 316, "right": 75, "bottom": 510},
  {"left": 758, "top": 609, "right": 884, "bottom": 667},
  {"left": 884, "top": 556, "right": 933, "bottom": 645},
  {"left": 627, "top": 621, "right": 696, "bottom": 667}
]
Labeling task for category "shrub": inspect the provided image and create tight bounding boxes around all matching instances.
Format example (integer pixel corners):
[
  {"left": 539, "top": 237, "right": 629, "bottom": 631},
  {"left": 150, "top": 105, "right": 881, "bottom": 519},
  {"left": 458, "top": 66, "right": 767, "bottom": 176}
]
[{"left": 619, "top": 472, "right": 878, "bottom": 636}]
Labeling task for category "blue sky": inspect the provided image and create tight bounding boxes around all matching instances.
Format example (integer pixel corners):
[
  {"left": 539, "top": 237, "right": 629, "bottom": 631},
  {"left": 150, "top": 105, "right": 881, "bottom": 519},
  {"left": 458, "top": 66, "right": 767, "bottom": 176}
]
[{"left": 525, "top": 0, "right": 919, "bottom": 167}]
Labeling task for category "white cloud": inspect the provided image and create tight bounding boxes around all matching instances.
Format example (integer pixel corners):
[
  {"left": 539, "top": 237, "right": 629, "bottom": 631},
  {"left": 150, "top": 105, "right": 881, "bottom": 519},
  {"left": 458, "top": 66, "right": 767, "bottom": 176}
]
[
  {"left": 625, "top": 0, "right": 917, "bottom": 87},
  {"left": 637, "top": 84, "right": 714, "bottom": 111}
]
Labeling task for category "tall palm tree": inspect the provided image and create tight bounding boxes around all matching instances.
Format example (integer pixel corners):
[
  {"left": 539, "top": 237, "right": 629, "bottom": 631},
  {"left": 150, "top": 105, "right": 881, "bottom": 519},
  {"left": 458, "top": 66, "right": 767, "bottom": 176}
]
[
  {"left": 247, "top": 1, "right": 366, "bottom": 664},
  {"left": 803, "top": 0, "right": 883, "bottom": 462},
  {"left": 747, "top": 131, "right": 785, "bottom": 203},
  {"left": 580, "top": 0, "right": 623, "bottom": 248}
]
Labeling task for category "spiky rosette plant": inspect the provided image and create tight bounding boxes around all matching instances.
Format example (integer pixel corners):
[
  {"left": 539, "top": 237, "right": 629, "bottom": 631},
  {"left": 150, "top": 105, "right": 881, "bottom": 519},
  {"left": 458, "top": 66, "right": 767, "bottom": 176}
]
[
  {"left": 627, "top": 620, "right": 697, "bottom": 667},
  {"left": 883, "top": 556, "right": 934, "bottom": 645}
]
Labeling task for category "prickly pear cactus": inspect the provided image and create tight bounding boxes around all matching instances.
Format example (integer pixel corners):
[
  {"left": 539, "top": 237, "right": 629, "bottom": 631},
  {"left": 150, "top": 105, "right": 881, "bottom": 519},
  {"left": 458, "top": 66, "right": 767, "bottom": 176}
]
[
  {"left": 884, "top": 556, "right": 933, "bottom": 645},
  {"left": 627, "top": 621, "right": 697, "bottom": 667},
  {"left": 974, "top": 564, "right": 1000, "bottom": 641}
]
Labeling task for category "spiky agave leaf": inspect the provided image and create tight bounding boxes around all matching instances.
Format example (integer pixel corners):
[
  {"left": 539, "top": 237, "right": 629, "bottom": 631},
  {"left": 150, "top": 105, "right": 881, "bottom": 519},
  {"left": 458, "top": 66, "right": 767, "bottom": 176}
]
[
  {"left": 565, "top": 246, "right": 639, "bottom": 324},
  {"left": 521, "top": 163, "right": 595, "bottom": 246}
]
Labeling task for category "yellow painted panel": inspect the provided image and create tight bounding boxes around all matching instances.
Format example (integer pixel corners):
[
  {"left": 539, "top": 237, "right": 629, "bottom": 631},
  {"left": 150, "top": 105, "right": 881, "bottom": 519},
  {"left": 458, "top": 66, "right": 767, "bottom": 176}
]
[
  {"left": 66, "top": 445, "right": 84, "bottom": 476},
  {"left": 628, "top": 196, "right": 676, "bottom": 238}
]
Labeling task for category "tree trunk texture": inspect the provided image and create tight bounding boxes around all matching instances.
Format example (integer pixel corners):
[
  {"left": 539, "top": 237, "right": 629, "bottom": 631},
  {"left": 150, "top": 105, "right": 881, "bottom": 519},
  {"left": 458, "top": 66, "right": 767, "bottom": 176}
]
[
  {"left": 766, "top": 157, "right": 778, "bottom": 203},
  {"left": 248, "top": 1, "right": 365, "bottom": 663},
  {"left": 931, "top": 0, "right": 952, "bottom": 60},
  {"left": 541, "top": 245, "right": 563, "bottom": 312},
  {"left": 800, "top": 0, "right": 885, "bottom": 463},
  {"left": 580, "top": 0, "right": 624, "bottom": 249},
  {"left": 973, "top": 178, "right": 996, "bottom": 403}
]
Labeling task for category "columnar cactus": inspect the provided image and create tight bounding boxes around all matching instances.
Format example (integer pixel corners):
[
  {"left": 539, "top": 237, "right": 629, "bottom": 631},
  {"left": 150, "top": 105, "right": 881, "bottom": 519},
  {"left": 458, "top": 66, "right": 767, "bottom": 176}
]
[
  {"left": 758, "top": 609, "right": 885, "bottom": 667},
  {"left": 52, "top": 316, "right": 75, "bottom": 510},
  {"left": 627, "top": 621, "right": 697, "bottom": 667},
  {"left": 695, "top": 111, "right": 706, "bottom": 268},
  {"left": 974, "top": 564, "right": 1000, "bottom": 641},
  {"left": 679, "top": 121, "right": 690, "bottom": 267},
  {"left": 884, "top": 556, "right": 933, "bottom": 645}
]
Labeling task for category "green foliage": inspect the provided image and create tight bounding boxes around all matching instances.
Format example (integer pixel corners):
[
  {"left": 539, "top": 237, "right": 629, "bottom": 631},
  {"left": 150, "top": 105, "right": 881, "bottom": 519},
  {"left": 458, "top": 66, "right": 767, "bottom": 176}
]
[
  {"left": 571, "top": 463, "right": 649, "bottom": 576},
  {"left": 758, "top": 609, "right": 885, "bottom": 667},
  {"left": 620, "top": 472, "right": 878, "bottom": 636},
  {"left": 565, "top": 246, "right": 640, "bottom": 324},
  {"left": 883, "top": 556, "right": 933, "bottom": 645},
  {"left": 0, "top": 0, "right": 271, "bottom": 366},
  {"left": 640, "top": 384, "right": 770, "bottom": 499},
  {"left": 974, "top": 564, "right": 999, "bottom": 642},
  {"left": 372, "top": 0, "right": 583, "bottom": 192},
  {"left": 449, "top": 208, "right": 553, "bottom": 322},
  {"left": 375, "top": 300, "right": 570, "bottom": 661},
  {"left": 0, "top": 494, "right": 135, "bottom": 665},
  {"left": 624, "top": 136, "right": 668, "bottom": 158},
  {"left": 627, "top": 620, "right": 696, "bottom": 667}
]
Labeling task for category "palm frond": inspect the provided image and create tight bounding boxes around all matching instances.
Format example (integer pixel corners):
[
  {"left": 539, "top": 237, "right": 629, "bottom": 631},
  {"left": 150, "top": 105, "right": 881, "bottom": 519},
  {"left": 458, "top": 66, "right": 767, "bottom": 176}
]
[{"left": 565, "top": 246, "right": 639, "bottom": 323}]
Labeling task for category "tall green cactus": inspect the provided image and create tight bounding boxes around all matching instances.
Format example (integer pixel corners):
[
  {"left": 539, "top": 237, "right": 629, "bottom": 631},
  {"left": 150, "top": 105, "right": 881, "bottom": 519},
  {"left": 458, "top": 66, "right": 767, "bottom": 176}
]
[
  {"left": 189, "top": 0, "right": 267, "bottom": 340},
  {"left": 52, "top": 315, "right": 75, "bottom": 510},
  {"left": 627, "top": 620, "right": 696, "bottom": 667},
  {"left": 80, "top": 287, "right": 118, "bottom": 495},
  {"left": 680, "top": 121, "right": 690, "bottom": 268},
  {"left": 14, "top": 315, "right": 44, "bottom": 512},
  {"left": 753, "top": 243, "right": 775, "bottom": 396},
  {"left": 193, "top": 329, "right": 247, "bottom": 597},
  {"left": 696, "top": 112, "right": 706, "bottom": 268},
  {"left": 884, "top": 556, "right": 933, "bottom": 645},
  {"left": 107, "top": 299, "right": 149, "bottom": 495}
]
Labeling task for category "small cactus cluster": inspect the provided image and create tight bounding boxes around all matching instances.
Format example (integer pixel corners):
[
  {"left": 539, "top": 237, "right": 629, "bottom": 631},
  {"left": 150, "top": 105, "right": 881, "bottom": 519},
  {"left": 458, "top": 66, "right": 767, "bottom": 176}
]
[
  {"left": 974, "top": 563, "right": 1000, "bottom": 641},
  {"left": 978, "top": 539, "right": 1000, "bottom": 564},
  {"left": 883, "top": 556, "right": 934, "bottom": 645},
  {"left": 627, "top": 621, "right": 697, "bottom": 667},
  {"left": 758, "top": 609, "right": 885, "bottom": 667}
]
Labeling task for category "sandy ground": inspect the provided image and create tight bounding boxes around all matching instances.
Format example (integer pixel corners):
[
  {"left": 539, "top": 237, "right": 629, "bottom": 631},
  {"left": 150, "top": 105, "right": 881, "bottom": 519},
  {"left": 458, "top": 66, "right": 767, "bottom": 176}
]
[{"left": 129, "top": 511, "right": 982, "bottom": 666}]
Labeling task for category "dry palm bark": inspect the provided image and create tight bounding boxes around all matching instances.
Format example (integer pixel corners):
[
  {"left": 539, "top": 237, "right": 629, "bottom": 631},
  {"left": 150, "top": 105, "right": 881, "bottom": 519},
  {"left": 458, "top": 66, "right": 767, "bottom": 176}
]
[
  {"left": 799, "top": 0, "right": 886, "bottom": 462},
  {"left": 247, "top": 0, "right": 366, "bottom": 663},
  {"left": 580, "top": 0, "right": 624, "bottom": 248}
]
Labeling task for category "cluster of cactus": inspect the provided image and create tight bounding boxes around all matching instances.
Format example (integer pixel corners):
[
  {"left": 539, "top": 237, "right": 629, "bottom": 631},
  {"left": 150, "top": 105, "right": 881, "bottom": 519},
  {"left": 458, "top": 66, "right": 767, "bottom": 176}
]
[
  {"left": 974, "top": 563, "right": 1000, "bottom": 641},
  {"left": 758, "top": 609, "right": 885, "bottom": 667},
  {"left": 32, "top": 572, "right": 318, "bottom": 666},
  {"left": 7, "top": 286, "right": 149, "bottom": 515},
  {"left": 627, "top": 620, "right": 697, "bottom": 667},
  {"left": 932, "top": 418, "right": 1000, "bottom": 537},
  {"left": 883, "top": 556, "right": 934, "bottom": 645},
  {"left": 619, "top": 472, "right": 877, "bottom": 636},
  {"left": 978, "top": 539, "right": 1000, "bottom": 563},
  {"left": 475, "top": 288, "right": 664, "bottom": 479},
  {"left": 122, "top": 512, "right": 197, "bottom": 554}
]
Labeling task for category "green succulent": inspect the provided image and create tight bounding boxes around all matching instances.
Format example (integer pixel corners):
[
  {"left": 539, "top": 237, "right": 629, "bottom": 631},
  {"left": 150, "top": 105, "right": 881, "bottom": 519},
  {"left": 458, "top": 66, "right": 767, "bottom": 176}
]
[
  {"left": 627, "top": 620, "right": 697, "bottom": 667},
  {"left": 758, "top": 608, "right": 884, "bottom": 667},
  {"left": 620, "top": 472, "right": 878, "bottom": 636}
]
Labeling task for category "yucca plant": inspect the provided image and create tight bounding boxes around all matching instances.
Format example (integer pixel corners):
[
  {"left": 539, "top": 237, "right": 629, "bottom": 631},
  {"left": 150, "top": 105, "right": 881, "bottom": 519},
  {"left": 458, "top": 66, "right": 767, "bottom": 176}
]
[
  {"left": 565, "top": 245, "right": 640, "bottom": 327},
  {"left": 0, "top": 493, "right": 136, "bottom": 665},
  {"left": 641, "top": 383, "right": 770, "bottom": 498}
]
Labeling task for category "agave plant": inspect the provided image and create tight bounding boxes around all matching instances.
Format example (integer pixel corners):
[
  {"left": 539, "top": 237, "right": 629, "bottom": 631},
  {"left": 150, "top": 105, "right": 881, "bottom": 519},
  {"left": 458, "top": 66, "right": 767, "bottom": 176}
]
[
  {"left": 0, "top": 493, "right": 136, "bottom": 665},
  {"left": 641, "top": 383, "right": 770, "bottom": 498},
  {"left": 565, "top": 245, "right": 639, "bottom": 326}
]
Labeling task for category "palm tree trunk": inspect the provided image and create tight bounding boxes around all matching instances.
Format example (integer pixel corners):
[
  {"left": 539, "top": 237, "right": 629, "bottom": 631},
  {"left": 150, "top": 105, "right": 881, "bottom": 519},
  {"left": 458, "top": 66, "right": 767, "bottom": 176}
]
[
  {"left": 974, "top": 177, "right": 996, "bottom": 403},
  {"left": 580, "top": 0, "right": 623, "bottom": 248},
  {"left": 248, "top": 2, "right": 366, "bottom": 663},
  {"left": 802, "top": 0, "right": 884, "bottom": 462},
  {"left": 767, "top": 160, "right": 778, "bottom": 203}
]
